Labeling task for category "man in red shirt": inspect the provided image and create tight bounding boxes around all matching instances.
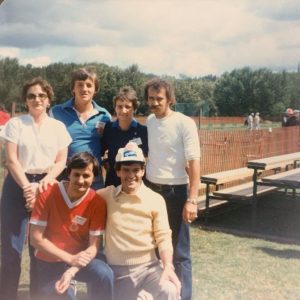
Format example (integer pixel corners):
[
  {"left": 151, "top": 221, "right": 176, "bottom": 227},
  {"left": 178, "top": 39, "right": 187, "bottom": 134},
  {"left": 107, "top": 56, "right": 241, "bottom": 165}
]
[{"left": 30, "top": 152, "right": 113, "bottom": 300}]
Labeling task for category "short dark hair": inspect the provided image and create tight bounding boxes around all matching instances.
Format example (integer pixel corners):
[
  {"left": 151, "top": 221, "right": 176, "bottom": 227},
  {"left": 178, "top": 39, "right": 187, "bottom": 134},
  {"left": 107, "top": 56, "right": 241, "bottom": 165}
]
[
  {"left": 21, "top": 77, "right": 54, "bottom": 103},
  {"left": 113, "top": 86, "right": 139, "bottom": 110},
  {"left": 66, "top": 152, "right": 99, "bottom": 177},
  {"left": 115, "top": 161, "right": 145, "bottom": 172},
  {"left": 71, "top": 67, "right": 99, "bottom": 94},
  {"left": 143, "top": 77, "right": 176, "bottom": 105}
]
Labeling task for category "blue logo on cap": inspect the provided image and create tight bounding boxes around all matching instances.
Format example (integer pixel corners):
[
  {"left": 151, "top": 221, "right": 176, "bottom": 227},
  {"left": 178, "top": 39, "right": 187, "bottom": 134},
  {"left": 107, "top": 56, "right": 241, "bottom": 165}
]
[{"left": 124, "top": 150, "right": 137, "bottom": 157}]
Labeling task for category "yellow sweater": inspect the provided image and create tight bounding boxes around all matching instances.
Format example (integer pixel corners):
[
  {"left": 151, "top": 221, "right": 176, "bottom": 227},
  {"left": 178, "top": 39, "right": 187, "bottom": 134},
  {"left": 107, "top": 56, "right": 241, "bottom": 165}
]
[{"left": 98, "top": 183, "right": 173, "bottom": 265}]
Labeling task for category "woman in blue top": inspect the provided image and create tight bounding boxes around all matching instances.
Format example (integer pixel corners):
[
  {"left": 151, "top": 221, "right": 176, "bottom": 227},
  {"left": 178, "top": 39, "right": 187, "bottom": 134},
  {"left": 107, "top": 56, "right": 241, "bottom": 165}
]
[{"left": 101, "top": 86, "right": 148, "bottom": 187}]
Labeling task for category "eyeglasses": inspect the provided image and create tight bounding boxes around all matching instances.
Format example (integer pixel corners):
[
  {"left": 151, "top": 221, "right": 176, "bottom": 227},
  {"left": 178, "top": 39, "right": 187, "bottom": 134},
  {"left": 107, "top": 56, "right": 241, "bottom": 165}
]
[{"left": 26, "top": 93, "right": 48, "bottom": 101}]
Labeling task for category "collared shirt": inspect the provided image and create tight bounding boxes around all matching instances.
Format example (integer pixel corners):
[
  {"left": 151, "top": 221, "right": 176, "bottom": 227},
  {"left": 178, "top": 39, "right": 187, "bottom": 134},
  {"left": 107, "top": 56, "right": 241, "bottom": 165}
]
[
  {"left": 98, "top": 183, "right": 172, "bottom": 265},
  {"left": 0, "top": 114, "right": 72, "bottom": 174},
  {"left": 101, "top": 119, "right": 148, "bottom": 186},
  {"left": 50, "top": 98, "right": 111, "bottom": 163}
]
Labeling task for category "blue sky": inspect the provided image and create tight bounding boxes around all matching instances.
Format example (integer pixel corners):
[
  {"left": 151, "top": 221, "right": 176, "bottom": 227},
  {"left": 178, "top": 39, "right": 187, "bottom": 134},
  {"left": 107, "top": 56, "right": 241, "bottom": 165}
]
[{"left": 1, "top": 0, "right": 300, "bottom": 77}]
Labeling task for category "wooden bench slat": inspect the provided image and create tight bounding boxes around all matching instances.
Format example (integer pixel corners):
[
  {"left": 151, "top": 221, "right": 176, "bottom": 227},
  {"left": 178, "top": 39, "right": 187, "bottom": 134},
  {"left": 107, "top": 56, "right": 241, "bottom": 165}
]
[
  {"left": 201, "top": 167, "right": 253, "bottom": 185},
  {"left": 197, "top": 198, "right": 227, "bottom": 211},
  {"left": 202, "top": 152, "right": 300, "bottom": 224},
  {"left": 247, "top": 152, "right": 300, "bottom": 170},
  {"left": 213, "top": 182, "right": 278, "bottom": 199},
  {"left": 262, "top": 167, "right": 300, "bottom": 180},
  {"left": 261, "top": 168, "right": 300, "bottom": 188}
]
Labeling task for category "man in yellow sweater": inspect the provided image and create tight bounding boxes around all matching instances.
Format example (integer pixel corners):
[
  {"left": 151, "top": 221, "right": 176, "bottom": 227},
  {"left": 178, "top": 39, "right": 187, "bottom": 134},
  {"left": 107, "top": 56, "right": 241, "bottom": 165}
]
[{"left": 97, "top": 142, "right": 181, "bottom": 300}]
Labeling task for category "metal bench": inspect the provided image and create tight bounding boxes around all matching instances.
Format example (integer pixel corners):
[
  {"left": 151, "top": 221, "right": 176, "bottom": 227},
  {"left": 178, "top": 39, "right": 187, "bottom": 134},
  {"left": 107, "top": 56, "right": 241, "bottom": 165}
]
[{"left": 201, "top": 152, "right": 300, "bottom": 225}]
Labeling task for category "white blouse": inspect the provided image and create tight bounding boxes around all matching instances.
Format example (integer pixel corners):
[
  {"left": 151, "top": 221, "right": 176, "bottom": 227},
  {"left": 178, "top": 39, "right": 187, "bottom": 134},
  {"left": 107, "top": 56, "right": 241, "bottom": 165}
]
[{"left": 0, "top": 114, "right": 72, "bottom": 174}]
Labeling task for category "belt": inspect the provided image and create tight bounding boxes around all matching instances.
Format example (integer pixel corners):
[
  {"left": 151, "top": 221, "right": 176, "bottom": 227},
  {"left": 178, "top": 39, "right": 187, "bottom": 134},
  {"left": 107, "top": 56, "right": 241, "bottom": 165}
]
[
  {"left": 25, "top": 173, "right": 47, "bottom": 182},
  {"left": 145, "top": 179, "right": 186, "bottom": 192}
]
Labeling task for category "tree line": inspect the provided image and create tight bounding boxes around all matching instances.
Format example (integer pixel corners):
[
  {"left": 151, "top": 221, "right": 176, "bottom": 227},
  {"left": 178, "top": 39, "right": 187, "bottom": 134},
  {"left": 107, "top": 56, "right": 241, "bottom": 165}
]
[{"left": 1, "top": 57, "right": 300, "bottom": 117}]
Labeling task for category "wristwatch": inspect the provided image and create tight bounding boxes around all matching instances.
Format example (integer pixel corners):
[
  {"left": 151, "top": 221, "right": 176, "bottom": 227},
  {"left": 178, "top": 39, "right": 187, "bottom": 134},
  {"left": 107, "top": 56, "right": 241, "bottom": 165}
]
[{"left": 186, "top": 198, "right": 198, "bottom": 205}]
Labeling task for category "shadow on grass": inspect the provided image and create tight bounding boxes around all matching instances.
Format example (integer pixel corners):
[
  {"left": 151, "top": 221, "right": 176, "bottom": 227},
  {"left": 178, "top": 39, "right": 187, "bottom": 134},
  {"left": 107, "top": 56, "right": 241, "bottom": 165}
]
[
  {"left": 17, "top": 290, "right": 89, "bottom": 300},
  {"left": 255, "top": 247, "right": 300, "bottom": 259},
  {"left": 198, "top": 192, "right": 300, "bottom": 245},
  {"left": 17, "top": 282, "right": 89, "bottom": 300}
]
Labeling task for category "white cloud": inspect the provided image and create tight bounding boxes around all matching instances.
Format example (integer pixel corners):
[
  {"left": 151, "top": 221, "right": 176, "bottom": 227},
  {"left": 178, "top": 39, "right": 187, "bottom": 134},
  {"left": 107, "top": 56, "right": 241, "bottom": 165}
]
[
  {"left": 0, "top": 0, "right": 300, "bottom": 76},
  {"left": 0, "top": 47, "right": 20, "bottom": 58},
  {"left": 21, "top": 56, "right": 52, "bottom": 67}
]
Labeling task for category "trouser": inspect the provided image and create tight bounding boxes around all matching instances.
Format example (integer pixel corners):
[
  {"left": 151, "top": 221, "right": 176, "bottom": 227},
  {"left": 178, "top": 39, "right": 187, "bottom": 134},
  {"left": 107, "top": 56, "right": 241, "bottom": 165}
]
[
  {"left": 110, "top": 260, "right": 177, "bottom": 300},
  {"left": 145, "top": 180, "right": 192, "bottom": 300},
  {"left": 0, "top": 172, "right": 45, "bottom": 300},
  {"left": 35, "top": 258, "right": 114, "bottom": 300}
]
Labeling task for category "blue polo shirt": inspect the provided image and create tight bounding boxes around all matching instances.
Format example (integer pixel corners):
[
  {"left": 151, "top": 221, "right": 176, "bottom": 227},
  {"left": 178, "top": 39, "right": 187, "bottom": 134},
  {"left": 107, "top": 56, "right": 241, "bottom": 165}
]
[
  {"left": 50, "top": 98, "right": 111, "bottom": 164},
  {"left": 101, "top": 119, "right": 148, "bottom": 187}
]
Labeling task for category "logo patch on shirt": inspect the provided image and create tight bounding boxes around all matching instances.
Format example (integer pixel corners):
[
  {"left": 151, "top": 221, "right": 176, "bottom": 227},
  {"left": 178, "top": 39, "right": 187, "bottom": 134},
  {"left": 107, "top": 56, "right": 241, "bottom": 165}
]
[
  {"left": 73, "top": 215, "right": 87, "bottom": 225},
  {"left": 69, "top": 215, "right": 87, "bottom": 232}
]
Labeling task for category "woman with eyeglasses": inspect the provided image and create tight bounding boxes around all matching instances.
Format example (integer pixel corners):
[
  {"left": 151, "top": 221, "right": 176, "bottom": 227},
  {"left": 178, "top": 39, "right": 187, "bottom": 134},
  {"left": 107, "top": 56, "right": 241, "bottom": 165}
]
[{"left": 0, "top": 77, "right": 72, "bottom": 300}]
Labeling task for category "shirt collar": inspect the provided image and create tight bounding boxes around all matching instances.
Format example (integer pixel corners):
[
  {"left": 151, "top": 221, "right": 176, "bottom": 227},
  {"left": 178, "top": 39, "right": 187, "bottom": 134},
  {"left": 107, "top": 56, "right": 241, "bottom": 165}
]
[
  {"left": 114, "top": 181, "right": 145, "bottom": 200},
  {"left": 27, "top": 113, "right": 49, "bottom": 124},
  {"left": 61, "top": 97, "right": 109, "bottom": 114},
  {"left": 112, "top": 119, "right": 138, "bottom": 129}
]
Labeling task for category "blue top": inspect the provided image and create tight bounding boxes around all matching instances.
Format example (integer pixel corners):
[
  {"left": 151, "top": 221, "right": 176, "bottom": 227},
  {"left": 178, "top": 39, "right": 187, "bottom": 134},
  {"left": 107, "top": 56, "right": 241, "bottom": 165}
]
[
  {"left": 101, "top": 119, "right": 148, "bottom": 187},
  {"left": 50, "top": 98, "right": 111, "bottom": 164}
]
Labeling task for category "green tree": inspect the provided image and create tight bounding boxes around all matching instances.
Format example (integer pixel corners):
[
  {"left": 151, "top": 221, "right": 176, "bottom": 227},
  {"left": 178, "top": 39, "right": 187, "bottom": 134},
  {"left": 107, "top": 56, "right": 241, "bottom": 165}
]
[{"left": 213, "top": 67, "right": 289, "bottom": 117}]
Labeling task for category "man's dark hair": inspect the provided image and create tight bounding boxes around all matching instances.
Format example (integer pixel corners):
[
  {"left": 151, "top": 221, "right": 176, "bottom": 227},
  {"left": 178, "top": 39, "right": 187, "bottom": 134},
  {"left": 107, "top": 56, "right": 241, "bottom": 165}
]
[
  {"left": 143, "top": 77, "right": 176, "bottom": 105},
  {"left": 66, "top": 152, "right": 99, "bottom": 177},
  {"left": 113, "top": 86, "right": 139, "bottom": 110},
  {"left": 71, "top": 66, "right": 99, "bottom": 94}
]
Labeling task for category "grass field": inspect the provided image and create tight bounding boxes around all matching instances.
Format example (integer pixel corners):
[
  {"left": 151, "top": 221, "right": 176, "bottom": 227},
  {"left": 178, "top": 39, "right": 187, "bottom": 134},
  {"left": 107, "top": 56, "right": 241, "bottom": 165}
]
[
  {"left": 16, "top": 216, "right": 300, "bottom": 300},
  {"left": 191, "top": 226, "right": 300, "bottom": 299}
]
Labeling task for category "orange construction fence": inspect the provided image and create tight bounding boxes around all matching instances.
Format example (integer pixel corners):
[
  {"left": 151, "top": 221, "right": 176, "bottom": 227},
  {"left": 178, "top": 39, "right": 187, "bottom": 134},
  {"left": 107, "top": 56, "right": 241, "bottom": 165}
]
[
  {"left": 1, "top": 125, "right": 300, "bottom": 181},
  {"left": 199, "top": 126, "right": 300, "bottom": 175}
]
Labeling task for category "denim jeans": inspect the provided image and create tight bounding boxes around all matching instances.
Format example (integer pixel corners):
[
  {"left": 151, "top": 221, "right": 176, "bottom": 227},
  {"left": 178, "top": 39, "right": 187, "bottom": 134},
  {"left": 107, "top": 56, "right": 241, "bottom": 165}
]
[
  {"left": 145, "top": 180, "right": 192, "bottom": 300},
  {"left": 0, "top": 172, "right": 45, "bottom": 300},
  {"left": 35, "top": 258, "right": 114, "bottom": 300}
]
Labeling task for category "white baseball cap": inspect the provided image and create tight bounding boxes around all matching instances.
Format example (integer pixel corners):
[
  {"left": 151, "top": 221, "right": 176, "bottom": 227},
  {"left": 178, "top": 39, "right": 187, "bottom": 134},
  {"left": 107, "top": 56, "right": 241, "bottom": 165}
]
[{"left": 115, "top": 142, "right": 145, "bottom": 163}]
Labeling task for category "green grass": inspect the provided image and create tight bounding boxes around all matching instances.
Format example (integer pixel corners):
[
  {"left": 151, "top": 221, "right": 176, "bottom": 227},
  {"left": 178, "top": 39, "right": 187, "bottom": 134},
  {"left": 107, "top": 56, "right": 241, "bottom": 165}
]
[
  {"left": 16, "top": 224, "right": 300, "bottom": 300},
  {"left": 199, "top": 121, "right": 282, "bottom": 131},
  {"left": 191, "top": 226, "right": 300, "bottom": 299}
]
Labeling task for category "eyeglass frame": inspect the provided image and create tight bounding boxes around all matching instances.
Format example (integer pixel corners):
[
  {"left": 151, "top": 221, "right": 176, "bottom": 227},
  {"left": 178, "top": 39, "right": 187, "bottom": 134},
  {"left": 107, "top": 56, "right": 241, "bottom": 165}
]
[{"left": 26, "top": 93, "right": 48, "bottom": 101}]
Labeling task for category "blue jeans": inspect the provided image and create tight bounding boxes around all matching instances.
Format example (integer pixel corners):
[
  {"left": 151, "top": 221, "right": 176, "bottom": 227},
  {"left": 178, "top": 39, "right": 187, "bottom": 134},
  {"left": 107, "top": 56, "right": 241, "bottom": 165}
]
[
  {"left": 0, "top": 172, "right": 45, "bottom": 300},
  {"left": 145, "top": 180, "right": 192, "bottom": 300},
  {"left": 35, "top": 258, "right": 114, "bottom": 300}
]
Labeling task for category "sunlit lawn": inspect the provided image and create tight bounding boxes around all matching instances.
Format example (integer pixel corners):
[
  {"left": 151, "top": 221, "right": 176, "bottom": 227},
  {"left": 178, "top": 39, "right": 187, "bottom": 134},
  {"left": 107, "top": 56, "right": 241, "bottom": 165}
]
[
  {"left": 15, "top": 224, "right": 300, "bottom": 300},
  {"left": 191, "top": 225, "right": 300, "bottom": 299}
]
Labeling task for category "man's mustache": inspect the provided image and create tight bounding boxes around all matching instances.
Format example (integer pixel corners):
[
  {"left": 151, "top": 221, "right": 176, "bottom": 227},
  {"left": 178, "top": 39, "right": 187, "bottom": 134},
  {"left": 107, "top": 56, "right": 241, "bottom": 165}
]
[{"left": 149, "top": 105, "right": 159, "bottom": 110}]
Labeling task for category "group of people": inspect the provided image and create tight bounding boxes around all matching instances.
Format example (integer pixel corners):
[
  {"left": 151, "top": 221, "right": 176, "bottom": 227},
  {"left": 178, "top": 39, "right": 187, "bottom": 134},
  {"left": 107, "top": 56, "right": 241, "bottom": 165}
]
[
  {"left": 0, "top": 67, "right": 200, "bottom": 300},
  {"left": 282, "top": 108, "right": 300, "bottom": 127},
  {"left": 246, "top": 112, "right": 261, "bottom": 130}
]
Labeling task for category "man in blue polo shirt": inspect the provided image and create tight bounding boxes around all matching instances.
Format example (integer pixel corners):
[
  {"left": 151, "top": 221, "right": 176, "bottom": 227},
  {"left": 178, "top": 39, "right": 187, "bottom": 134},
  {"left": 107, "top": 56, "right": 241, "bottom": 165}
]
[{"left": 50, "top": 67, "right": 111, "bottom": 189}]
